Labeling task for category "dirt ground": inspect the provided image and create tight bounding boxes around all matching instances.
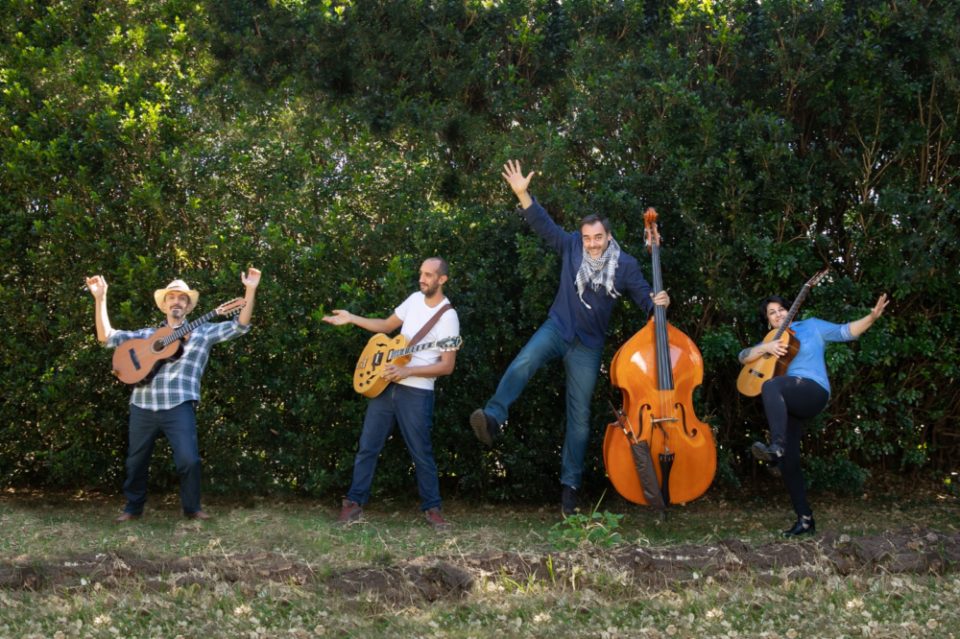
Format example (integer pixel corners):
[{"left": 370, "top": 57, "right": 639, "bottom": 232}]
[{"left": 2, "top": 526, "right": 957, "bottom": 605}]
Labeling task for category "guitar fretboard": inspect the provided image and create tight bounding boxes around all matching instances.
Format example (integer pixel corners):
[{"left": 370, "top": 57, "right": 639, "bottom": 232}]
[
  {"left": 389, "top": 341, "right": 441, "bottom": 359},
  {"left": 772, "top": 285, "right": 813, "bottom": 340},
  {"left": 159, "top": 310, "right": 220, "bottom": 347}
]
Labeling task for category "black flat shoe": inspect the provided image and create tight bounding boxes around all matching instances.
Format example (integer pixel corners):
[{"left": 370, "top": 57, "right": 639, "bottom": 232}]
[{"left": 782, "top": 515, "right": 815, "bottom": 537}]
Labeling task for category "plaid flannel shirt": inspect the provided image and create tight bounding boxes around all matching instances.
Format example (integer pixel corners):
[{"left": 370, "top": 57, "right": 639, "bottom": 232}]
[{"left": 107, "top": 319, "right": 250, "bottom": 411}]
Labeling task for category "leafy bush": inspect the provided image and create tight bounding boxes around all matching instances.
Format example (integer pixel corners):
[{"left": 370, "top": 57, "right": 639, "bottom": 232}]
[
  {"left": 804, "top": 455, "right": 870, "bottom": 496},
  {"left": 1, "top": 0, "right": 957, "bottom": 501}
]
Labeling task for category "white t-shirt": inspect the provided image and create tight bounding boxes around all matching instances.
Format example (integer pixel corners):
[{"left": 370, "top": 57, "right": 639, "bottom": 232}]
[{"left": 394, "top": 292, "right": 460, "bottom": 391}]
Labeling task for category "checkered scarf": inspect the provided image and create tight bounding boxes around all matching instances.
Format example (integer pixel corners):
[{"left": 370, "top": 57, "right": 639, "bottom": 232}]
[{"left": 575, "top": 236, "right": 621, "bottom": 309}]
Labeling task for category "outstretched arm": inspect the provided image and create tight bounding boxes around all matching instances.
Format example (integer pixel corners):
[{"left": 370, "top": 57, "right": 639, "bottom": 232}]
[
  {"left": 322, "top": 309, "right": 403, "bottom": 334},
  {"left": 501, "top": 159, "right": 535, "bottom": 209},
  {"left": 237, "top": 267, "right": 261, "bottom": 326},
  {"left": 848, "top": 293, "right": 889, "bottom": 338},
  {"left": 85, "top": 275, "right": 115, "bottom": 344}
]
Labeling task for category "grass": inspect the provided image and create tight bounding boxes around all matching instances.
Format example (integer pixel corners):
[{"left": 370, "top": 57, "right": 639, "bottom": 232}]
[{"left": 0, "top": 480, "right": 958, "bottom": 639}]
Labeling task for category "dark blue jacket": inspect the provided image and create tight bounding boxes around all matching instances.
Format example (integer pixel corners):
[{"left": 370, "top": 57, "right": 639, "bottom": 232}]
[{"left": 522, "top": 198, "right": 654, "bottom": 349}]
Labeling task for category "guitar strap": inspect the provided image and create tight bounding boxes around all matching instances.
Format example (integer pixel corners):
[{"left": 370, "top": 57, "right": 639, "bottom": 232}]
[{"left": 408, "top": 303, "right": 453, "bottom": 347}]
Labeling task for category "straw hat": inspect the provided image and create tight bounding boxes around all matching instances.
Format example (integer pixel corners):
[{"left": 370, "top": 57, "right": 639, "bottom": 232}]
[{"left": 153, "top": 279, "right": 199, "bottom": 312}]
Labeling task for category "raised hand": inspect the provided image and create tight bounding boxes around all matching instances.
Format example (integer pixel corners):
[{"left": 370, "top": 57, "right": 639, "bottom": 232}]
[
  {"left": 870, "top": 293, "right": 889, "bottom": 319},
  {"left": 86, "top": 275, "right": 108, "bottom": 300},
  {"left": 501, "top": 159, "right": 535, "bottom": 207},
  {"left": 242, "top": 267, "right": 261, "bottom": 289}
]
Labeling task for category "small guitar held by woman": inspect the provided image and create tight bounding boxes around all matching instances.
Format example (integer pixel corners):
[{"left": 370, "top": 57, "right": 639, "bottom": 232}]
[{"left": 736, "top": 269, "right": 828, "bottom": 397}]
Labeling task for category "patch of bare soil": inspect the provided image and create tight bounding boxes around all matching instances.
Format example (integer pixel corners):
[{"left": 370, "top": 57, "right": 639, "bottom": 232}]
[
  {"left": 2, "top": 527, "right": 957, "bottom": 604},
  {"left": 0, "top": 551, "right": 315, "bottom": 593}
]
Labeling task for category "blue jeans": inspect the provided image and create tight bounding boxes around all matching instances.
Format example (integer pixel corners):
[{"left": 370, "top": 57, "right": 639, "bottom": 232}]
[
  {"left": 123, "top": 401, "right": 202, "bottom": 515},
  {"left": 485, "top": 318, "right": 603, "bottom": 489},
  {"left": 346, "top": 384, "right": 441, "bottom": 511}
]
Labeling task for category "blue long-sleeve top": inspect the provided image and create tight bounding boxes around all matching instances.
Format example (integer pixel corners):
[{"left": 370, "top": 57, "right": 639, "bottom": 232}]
[
  {"left": 521, "top": 198, "right": 654, "bottom": 349},
  {"left": 784, "top": 318, "right": 856, "bottom": 395}
]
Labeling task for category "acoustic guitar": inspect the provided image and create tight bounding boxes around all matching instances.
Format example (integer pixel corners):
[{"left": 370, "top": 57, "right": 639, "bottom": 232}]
[
  {"left": 112, "top": 298, "right": 247, "bottom": 384},
  {"left": 736, "top": 269, "right": 829, "bottom": 397},
  {"left": 354, "top": 333, "right": 462, "bottom": 398}
]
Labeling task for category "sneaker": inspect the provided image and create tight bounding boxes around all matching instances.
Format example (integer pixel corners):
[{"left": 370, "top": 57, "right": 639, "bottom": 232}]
[
  {"left": 470, "top": 409, "right": 501, "bottom": 446},
  {"left": 423, "top": 507, "right": 450, "bottom": 530},
  {"left": 337, "top": 499, "right": 363, "bottom": 524},
  {"left": 782, "top": 515, "right": 815, "bottom": 538},
  {"left": 751, "top": 441, "right": 784, "bottom": 463},
  {"left": 561, "top": 484, "right": 580, "bottom": 517}
]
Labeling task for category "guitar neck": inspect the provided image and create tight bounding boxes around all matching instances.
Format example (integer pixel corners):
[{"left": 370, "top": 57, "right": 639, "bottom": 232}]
[
  {"left": 773, "top": 285, "right": 812, "bottom": 339},
  {"left": 161, "top": 309, "right": 219, "bottom": 347},
  {"left": 393, "top": 340, "right": 439, "bottom": 358}
]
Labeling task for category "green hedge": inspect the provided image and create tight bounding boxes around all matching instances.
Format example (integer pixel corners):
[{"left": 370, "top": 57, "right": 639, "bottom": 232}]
[{"left": 2, "top": 0, "right": 957, "bottom": 501}]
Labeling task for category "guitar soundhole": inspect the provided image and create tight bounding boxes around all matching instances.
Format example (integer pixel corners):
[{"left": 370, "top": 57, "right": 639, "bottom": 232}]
[{"left": 151, "top": 339, "right": 165, "bottom": 353}]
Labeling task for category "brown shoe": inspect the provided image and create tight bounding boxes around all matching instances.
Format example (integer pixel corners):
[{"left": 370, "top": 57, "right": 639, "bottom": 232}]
[
  {"left": 114, "top": 512, "right": 141, "bottom": 523},
  {"left": 424, "top": 507, "right": 450, "bottom": 530},
  {"left": 184, "top": 510, "right": 211, "bottom": 520},
  {"left": 338, "top": 499, "right": 363, "bottom": 524},
  {"left": 470, "top": 409, "right": 501, "bottom": 447}
]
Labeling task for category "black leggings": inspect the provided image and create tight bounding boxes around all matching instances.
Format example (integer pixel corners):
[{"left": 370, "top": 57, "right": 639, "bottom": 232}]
[{"left": 761, "top": 376, "right": 829, "bottom": 518}]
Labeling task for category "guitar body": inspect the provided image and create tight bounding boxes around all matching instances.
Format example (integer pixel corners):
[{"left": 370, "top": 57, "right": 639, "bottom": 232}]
[
  {"left": 112, "top": 326, "right": 184, "bottom": 385},
  {"left": 353, "top": 333, "right": 413, "bottom": 398},
  {"left": 736, "top": 328, "right": 799, "bottom": 396}
]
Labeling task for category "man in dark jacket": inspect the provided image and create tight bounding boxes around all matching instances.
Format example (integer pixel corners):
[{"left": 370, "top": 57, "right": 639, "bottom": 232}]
[{"left": 470, "top": 160, "right": 669, "bottom": 516}]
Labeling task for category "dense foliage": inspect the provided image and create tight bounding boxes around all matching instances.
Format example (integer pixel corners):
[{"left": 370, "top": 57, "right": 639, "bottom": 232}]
[{"left": 2, "top": 0, "right": 957, "bottom": 502}]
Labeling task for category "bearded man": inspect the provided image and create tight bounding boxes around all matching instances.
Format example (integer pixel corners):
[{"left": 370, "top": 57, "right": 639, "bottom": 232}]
[{"left": 470, "top": 160, "right": 669, "bottom": 516}]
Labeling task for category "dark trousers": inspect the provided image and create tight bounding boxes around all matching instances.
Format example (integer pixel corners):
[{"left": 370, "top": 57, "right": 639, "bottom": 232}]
[
  {"left": 123, "top": 401, "right": 202, "bottom": 515},
  {"left": 761, "top": 376, "right": 829, "bottom": 518}
]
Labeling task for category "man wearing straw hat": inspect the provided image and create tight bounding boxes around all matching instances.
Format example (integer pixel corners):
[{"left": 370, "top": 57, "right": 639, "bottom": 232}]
[{"left": 86, "top": 269, "right": 261, "bottom": 522}]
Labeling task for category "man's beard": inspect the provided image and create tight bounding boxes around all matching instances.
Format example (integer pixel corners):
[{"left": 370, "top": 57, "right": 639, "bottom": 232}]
[{"left": 421, "top": 283, "right": 439, "bottom": 297}]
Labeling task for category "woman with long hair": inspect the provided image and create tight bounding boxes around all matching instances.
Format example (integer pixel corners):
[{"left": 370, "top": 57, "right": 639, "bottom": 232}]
[{"left": 739, "top": 293, "right": 889, "bottom": 536}]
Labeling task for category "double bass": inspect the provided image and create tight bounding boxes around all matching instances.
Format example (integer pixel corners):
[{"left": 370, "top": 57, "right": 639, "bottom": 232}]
[{"left": 602, "top": 208, "right": 716, "bottom": 507}]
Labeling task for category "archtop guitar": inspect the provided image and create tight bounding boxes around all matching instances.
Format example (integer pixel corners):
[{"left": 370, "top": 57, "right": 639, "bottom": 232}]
[{"left": 353, "top": 334, "right": 462, "bottom": 398}]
